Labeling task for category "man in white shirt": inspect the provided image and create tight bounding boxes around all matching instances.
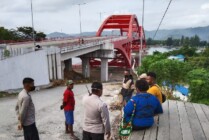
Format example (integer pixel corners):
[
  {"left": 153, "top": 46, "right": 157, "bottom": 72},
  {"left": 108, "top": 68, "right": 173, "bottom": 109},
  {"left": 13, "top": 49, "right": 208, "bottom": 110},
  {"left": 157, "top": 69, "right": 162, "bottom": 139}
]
[
  {"left": 82, "top": 82, "right": 111, "bottom": 140},
  {"left": 16, "top": 77, "right": 39, "bottom": 140}
]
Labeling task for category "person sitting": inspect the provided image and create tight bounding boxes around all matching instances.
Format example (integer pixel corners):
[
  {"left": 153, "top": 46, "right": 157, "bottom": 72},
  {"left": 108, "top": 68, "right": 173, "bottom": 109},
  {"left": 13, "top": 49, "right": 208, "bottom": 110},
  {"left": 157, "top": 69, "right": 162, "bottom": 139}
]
[
  {"left": 146, "top": 72, "right": 163, "bottom": 104},
  {"left": 124, "top": 80, "right": 163, "bottom": 130}
]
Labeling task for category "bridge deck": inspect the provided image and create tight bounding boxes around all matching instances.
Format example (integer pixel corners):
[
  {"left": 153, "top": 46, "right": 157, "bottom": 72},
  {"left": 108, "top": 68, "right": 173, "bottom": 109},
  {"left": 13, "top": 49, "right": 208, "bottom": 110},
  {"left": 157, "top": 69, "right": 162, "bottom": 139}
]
[{"left": 130, "top": 100, "right": 209, "bottom": 140}]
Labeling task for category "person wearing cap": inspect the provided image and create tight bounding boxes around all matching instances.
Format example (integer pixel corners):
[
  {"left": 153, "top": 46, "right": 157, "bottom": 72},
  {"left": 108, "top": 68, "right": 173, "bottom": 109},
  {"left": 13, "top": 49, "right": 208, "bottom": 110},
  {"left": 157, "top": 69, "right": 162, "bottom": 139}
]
[
  {"left": 138, "top": 73, "right": 147, "bottom": 80},
  {"left": 60, "top": 80, "right": 78, "bottom": 140},
  {"left": 82, "top": 82, "right": 111, "bottom": 140}
]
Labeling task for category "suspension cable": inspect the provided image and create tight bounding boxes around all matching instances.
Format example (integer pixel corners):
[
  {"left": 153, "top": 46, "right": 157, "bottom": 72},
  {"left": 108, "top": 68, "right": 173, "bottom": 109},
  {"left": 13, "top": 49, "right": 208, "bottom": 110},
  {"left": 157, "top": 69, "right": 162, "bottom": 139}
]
[{"left": 153, "top": 0, "right": 173, "bottom": 39}]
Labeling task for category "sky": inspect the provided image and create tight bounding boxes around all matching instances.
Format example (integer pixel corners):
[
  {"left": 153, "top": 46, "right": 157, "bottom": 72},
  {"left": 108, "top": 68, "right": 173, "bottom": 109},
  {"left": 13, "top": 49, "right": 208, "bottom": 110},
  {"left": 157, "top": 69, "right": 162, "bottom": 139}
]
[{"left": 1, "top": 0, "right": 209, "bottom": 34}]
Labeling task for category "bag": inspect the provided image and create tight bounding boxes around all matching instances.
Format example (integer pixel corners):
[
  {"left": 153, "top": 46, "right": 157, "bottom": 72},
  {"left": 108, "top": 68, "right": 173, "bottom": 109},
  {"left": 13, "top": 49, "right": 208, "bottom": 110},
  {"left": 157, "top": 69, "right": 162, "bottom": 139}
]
[
  {"left": 155, "top": 84, "right": 166, "bottom": 103},
  {"left": 119, "top": 99, "right": 136, "bottom": 137},
  {"left": 162, "top": 93, "right": 166, "bottom": 103}
]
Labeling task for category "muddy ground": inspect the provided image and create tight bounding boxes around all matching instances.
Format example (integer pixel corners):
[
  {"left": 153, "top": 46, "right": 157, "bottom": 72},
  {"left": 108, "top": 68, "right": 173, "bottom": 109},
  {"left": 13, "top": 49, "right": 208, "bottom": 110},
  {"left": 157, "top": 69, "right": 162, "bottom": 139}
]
[{"left": 0, "top": 83, "right": 122, "bottom": 140}]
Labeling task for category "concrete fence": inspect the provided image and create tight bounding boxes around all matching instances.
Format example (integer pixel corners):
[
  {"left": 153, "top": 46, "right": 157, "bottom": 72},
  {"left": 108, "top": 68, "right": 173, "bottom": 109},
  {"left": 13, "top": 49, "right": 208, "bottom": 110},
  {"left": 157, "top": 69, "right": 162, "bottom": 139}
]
[{"left": 0, "top": 50, "right": 49, "bottom": 91}]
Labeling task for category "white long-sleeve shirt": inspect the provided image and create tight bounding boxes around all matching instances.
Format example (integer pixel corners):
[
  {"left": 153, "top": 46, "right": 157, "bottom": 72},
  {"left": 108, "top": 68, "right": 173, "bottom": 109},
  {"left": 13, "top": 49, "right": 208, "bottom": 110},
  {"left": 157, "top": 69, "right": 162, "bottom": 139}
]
[
  {"left": 15, "top": 89, "right": 35, "bottom": 126},
  {"left": 82, "top": 94, "right": 111, "bottom": 134}
]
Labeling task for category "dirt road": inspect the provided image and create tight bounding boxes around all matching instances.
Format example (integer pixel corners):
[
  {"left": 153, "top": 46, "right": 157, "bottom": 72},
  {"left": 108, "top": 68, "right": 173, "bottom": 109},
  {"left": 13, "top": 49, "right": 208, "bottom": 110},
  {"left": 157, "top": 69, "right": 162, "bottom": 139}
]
[{"left": 0, "top": 83, "right": 121, "bottom": 140}]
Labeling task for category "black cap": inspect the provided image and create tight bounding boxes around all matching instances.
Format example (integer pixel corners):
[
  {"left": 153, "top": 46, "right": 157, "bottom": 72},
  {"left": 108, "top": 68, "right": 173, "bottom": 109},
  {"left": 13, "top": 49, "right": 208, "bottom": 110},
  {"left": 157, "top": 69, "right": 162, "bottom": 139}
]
[{"left": 91, "top": 82, "right": 103, "bottom": 90}]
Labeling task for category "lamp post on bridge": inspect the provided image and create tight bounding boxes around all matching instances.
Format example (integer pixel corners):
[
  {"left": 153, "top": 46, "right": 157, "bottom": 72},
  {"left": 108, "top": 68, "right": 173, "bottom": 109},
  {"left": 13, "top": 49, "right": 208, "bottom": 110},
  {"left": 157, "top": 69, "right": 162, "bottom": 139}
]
[
  {"left": 77, "top": 3, "right": 86, "bottom": 37},
  {"left": 99, "top": 12, "right": 106, "bottom": 23}
]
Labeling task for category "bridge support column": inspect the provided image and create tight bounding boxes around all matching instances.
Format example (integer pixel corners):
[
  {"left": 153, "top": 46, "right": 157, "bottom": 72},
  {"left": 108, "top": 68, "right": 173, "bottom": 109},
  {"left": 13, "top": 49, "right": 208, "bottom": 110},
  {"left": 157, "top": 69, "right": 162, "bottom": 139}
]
[
  {"left": 61, "top": 61, "right": 65, "bottom": 79},
  {"left": 101, "top": 58, "right": 108, "bottom": 82},
  {"left": 64, "top": 59, "right": 72, "bottom": 71},
  {"left": 47, "top": 54, "right": 53, "bottom": 80},
  {"left": 56, "top": 53, "right": 62, "bottom": 79},
  {"left": 82, "top": 58, "right": 90, "bottom": 78}
]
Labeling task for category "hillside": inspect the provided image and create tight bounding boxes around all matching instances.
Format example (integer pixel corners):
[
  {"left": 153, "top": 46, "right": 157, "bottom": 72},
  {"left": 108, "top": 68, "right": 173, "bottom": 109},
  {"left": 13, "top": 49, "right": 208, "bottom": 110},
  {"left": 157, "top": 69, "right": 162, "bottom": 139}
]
[
  {"left": 145, "top": 25, "right": 209, "bottom": 41},
  {"left": 47, "top": 25, "right": 209, "bottom": 41}
]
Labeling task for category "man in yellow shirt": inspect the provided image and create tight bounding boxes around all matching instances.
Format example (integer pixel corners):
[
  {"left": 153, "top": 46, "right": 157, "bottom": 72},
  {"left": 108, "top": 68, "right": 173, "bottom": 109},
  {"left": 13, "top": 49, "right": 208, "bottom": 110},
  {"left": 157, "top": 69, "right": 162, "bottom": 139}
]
[{"left": 146, "top": 72, "right": 162, "bottom": 104}]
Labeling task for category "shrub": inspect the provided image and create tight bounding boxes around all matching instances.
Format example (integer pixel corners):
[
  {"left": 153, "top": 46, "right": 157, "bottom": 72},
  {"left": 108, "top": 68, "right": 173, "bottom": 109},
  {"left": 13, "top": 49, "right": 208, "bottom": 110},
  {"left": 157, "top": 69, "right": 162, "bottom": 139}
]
[{"left": 187, "top": 69, "right": 209, "bottom": 102}]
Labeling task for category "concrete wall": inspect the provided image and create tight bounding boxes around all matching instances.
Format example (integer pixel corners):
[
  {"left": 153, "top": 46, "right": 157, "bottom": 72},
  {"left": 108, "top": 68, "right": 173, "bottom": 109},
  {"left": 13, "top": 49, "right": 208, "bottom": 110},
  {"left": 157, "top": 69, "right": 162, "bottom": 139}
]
[{"left": 0, "top": 50, "right": 50, "bottom": 91}]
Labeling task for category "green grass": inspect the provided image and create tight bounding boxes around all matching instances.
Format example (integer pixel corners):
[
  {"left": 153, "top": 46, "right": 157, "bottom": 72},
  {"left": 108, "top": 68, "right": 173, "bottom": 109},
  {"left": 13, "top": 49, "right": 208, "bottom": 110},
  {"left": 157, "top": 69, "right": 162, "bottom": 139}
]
[
  {"left": 0, "top": 92, "right": 18, "bottom": 98},
  {"left": 195, "top": 99, "right": 209, "bottom": 106}
]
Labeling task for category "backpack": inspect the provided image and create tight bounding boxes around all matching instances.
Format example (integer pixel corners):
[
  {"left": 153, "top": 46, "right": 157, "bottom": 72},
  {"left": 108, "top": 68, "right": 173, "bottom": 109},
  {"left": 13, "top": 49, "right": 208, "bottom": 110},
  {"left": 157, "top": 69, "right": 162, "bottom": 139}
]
[{"left": 154, "top": 84, "right": 166, "bottom": 103}]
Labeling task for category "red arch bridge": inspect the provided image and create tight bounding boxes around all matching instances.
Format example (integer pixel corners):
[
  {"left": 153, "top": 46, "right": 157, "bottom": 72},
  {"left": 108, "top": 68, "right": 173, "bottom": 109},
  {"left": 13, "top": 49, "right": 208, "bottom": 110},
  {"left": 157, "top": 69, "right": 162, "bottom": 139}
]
[{"left": 1, "top": 14, "right": 146, "bottom": 84}]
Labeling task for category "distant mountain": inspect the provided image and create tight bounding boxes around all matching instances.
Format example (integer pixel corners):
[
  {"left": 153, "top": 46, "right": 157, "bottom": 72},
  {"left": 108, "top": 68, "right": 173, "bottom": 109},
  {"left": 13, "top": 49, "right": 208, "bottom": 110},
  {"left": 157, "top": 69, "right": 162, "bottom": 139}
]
[
  {"left": 145, "top": 26, "right": 209, "bottom": 41},
  {"left": 47, "top": 25, "right": 209, "bottom": 41},
  {"left": 47, "top": 32, "right": 72, "bottom": 38}
]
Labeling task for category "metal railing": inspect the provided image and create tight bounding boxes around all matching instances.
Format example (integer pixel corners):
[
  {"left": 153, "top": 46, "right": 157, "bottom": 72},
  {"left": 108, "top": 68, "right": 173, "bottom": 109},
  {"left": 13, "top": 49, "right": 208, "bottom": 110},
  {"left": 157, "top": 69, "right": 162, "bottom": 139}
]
[
  {"left": 60, "top": 40, "right": 105, "bottom": 54},
  {"left": 0, "top": 48, "right": 34, "bottom": 61}
]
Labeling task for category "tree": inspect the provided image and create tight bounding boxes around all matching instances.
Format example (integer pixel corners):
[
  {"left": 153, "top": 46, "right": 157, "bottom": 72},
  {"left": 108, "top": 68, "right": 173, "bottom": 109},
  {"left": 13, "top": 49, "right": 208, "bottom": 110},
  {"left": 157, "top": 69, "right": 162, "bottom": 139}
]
[
  {"left": 17, "top": 26, "right": 46, "bottom": 41},
  {"left": 17, "top": 27, "right": 36, "bottom": 40},
  {"left": 137, "top": 53, "right": 167, "bottom": 74},
  {"left": 190, "top": 35, "right": 200, "bottom": 47},
  {"left": 166, "top": 37, "right": 173, "bottom": 46},
  {"left": 180, "top": 36, "right": 184, "bottom": 46},
  {"left": 166, "top": 46, "right": 197, "bottom": 57},
  {"left": 200, "top": 41, "right": 207, "bottom": 47},
  {"left": 36, "top": 32, "right": 46, "bottom": 41},
  {"left": 148, "top": 59, "right": 191, "bottom": 91},
  {"left": 146, "top": 38, "right": 153, "bottom": 45},
  {"left": 0, "top": 27, "right": 14, "bottom": 40},
  {"left": 183, "top": 37, "right": 190, "bottom": 47},
  {"left": 173, "top": 39, "right": 180, "bottom": 46},
  {"left": 187, "top": 69, "right": 209, "bottom": 104},
  {"left": 0, "top": 26, "right": 46, "bottom": 42}
]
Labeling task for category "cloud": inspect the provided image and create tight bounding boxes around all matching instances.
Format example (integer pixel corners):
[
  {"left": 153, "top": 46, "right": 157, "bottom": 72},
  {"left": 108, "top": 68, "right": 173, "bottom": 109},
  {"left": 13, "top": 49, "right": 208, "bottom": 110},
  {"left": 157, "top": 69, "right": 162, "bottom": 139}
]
[
  {"left": 201, "top": 3, "right": 209, "bottom": 10},
  {"left": 0, "top": 0, "right": 209, "bottom": 34}
]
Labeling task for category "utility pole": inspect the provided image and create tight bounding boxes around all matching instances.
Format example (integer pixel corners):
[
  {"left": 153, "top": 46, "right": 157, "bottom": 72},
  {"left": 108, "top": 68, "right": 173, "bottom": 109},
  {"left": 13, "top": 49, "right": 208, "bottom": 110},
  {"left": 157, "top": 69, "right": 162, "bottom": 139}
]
[
  {"left": 139, "top": 0, "right": 145, "bottom": 66},
  {"left": 30, "top": 0, "right": 36, "bottom": 48}
]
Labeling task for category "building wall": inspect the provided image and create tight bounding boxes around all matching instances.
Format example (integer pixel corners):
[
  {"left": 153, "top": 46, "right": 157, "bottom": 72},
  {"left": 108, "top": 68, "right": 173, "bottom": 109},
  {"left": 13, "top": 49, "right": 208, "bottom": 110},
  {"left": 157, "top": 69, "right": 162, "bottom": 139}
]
[{"left": 0, "top": 50, "right": 50, "bottom": 91}]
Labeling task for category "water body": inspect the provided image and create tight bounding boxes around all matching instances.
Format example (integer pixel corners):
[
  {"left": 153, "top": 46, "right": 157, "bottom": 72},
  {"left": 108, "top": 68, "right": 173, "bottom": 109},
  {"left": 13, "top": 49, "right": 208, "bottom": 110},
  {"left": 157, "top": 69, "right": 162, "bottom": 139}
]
[{"left": 147, "top": 47, "right": 172, "bottom": 55}]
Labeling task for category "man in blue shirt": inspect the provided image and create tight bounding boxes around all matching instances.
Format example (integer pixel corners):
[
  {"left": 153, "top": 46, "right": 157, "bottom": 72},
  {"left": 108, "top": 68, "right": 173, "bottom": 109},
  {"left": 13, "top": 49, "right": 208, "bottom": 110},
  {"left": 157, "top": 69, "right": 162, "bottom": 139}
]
[{"left": 124, "top": 79, "right": 163, "bottom": 130}]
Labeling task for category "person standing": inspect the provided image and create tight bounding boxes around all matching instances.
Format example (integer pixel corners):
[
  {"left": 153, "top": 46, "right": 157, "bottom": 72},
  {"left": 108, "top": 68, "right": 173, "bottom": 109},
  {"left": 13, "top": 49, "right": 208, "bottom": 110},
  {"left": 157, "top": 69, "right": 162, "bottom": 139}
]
[
  {"left": 60, "top": 80, "right": 78, "bottom": 140},
  {"left": 146, "top": 72, "right": 162, "bottom": 104},
  {"left": 16, "top": 77, "right": 39, "bottom": 140},
  {"left": 82, "top": 82, "right": 111, "bottom": 140},
  {"left": 121, "top": 70, "right": 134, "bottom": 104}
]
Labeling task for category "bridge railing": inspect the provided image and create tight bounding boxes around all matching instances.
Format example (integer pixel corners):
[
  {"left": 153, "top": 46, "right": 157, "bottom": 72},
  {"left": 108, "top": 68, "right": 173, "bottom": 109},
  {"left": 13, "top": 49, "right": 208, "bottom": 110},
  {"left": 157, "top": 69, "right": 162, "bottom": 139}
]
[
  {"left": 60, "top": 40, "right": 106, "bottom": 53},
  {"left": 59, "top": 36, "right": 127, "bottom": 53},
  {"left": 0, "top": 47, "right": 34, "bottom": 61}
]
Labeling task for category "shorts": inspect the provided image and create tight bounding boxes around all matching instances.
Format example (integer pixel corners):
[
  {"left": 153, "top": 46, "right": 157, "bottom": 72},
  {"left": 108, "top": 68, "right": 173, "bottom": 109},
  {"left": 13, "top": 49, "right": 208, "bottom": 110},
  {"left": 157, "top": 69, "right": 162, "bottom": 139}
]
[{"left": 64, "top": 110, "right": 74, "bottom": 125}]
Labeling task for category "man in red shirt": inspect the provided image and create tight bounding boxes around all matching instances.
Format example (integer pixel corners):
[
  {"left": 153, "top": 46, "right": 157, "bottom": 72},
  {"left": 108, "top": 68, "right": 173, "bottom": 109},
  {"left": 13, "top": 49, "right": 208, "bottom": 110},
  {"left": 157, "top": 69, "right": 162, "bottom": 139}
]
[{"left": 60, "top": 80, "right": 78, "bottom": 139}]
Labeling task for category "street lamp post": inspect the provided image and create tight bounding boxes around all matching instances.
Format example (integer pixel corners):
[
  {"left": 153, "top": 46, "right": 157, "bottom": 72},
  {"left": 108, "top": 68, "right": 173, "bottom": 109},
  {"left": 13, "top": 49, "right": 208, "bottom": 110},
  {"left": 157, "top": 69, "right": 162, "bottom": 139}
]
[
  {"left": 30, "top": 0, "right": 36, "bottom": 48},
  {"left": 78, "top": 3, "right": 86, "bottom": 37},
  {"left": 99, "top": 12, "right": 105, "bottom": 23}
]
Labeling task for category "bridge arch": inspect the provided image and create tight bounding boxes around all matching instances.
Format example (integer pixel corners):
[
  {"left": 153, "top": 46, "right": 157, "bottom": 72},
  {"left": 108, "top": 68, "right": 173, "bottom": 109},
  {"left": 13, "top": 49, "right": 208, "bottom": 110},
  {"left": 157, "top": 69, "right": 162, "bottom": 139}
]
[{"left": 91, "top": 14, "right": 146, "bottom": 68}]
